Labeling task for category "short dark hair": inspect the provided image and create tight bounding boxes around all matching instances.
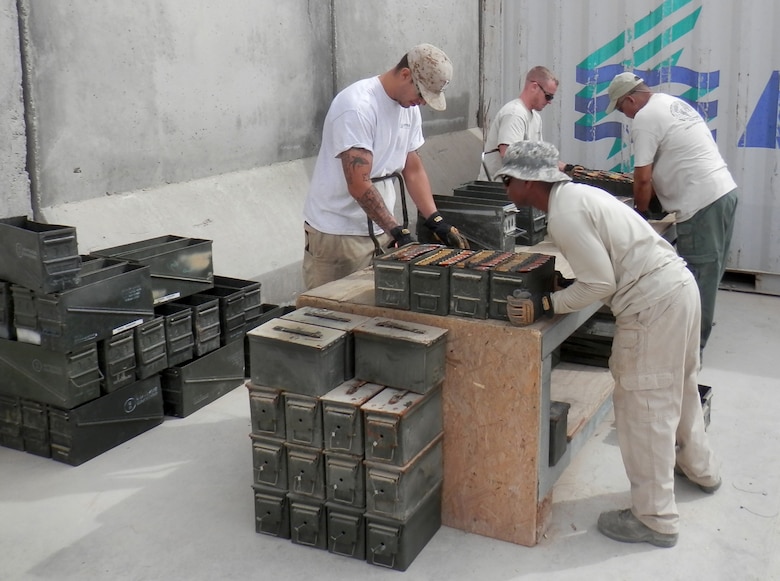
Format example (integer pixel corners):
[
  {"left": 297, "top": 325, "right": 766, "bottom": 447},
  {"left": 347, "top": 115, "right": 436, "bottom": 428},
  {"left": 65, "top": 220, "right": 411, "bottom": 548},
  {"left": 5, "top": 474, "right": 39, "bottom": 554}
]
[{"left": 394, "top": 54, "right": 410, "bottom": 72}]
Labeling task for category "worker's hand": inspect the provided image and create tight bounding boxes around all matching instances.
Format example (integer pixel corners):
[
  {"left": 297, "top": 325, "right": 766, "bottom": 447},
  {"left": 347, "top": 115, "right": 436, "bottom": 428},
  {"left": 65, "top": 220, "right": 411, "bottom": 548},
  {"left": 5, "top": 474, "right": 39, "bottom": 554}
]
[
  {"left": 423, "top": 212, "right": 470, "bottom": 249},
  {"left": 388, "top": 225, "right": 415, "bottom": 248},
  {"left": 506, "top": 289, "right": 553, "bottom": 326},
  {"left": 554, "top": 270, "right": 575, "bottom": 291}
]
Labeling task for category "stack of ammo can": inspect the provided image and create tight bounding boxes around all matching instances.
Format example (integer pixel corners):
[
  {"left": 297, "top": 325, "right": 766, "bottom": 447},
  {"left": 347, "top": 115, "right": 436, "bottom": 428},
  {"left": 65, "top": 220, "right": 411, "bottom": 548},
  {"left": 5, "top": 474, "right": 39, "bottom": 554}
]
[
  {"left": 0, "top": 216, "right": 163, "bottom": 465},
  {"left": 247, "top": 306, "right": 447, "bottom": 571},
  {"left": 0, "top": 217, "right": 263, "bottom": 465},
  {"left": 374, "top": 243, "right": 555, "bottom": 322}
]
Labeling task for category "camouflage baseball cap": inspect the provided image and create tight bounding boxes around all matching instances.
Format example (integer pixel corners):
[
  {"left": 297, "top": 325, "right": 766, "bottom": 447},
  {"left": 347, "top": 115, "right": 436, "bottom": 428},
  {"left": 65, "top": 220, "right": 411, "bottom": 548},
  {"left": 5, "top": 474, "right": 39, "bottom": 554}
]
[
  {"left": 496, "top": 141, "right": 572, "bottom": 183},
  {"left": 408, "top": 44, "right": 452, "bottom": 111}
]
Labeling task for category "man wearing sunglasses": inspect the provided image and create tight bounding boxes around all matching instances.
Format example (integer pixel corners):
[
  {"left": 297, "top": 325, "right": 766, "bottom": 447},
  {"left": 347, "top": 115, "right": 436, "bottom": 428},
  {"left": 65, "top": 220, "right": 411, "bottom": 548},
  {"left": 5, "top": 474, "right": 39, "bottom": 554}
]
[
  {"left": 606, "top": 72, "right": 739, "bottom": 356},
  {"left": 479, "top": 66, "right": 562, "bottom": 181}
]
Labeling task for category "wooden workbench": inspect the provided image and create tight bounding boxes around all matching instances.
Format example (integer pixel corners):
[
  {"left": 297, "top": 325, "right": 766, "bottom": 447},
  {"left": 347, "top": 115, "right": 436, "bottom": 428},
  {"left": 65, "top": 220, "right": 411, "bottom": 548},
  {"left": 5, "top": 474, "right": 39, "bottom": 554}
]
[{"left": 297, "top": 266, "right": 614, "bottom": 547}]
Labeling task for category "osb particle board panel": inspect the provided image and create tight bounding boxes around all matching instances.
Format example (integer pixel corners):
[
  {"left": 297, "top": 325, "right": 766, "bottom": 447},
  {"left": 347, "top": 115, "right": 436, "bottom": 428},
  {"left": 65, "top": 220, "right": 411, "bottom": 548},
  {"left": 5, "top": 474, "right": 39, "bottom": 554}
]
[{"left": 299, "top": 268, "right": 548, "bottom": 546}]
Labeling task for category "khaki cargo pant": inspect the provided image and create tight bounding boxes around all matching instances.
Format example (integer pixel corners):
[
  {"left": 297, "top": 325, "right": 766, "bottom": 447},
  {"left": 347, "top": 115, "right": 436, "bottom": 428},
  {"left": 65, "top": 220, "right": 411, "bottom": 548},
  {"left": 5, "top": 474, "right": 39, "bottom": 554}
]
[
  {"left": 610, "top": 274, "right": 720, "bottom": 535},
  {"left": 303, "top": 222, "right": 391, "bottom": 291}
]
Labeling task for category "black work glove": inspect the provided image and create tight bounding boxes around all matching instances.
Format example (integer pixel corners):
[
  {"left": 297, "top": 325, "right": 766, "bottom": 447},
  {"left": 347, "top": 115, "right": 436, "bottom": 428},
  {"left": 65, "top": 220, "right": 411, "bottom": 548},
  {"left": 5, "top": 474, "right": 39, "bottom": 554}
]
[
  {"left": 423, "top": 212, "right": 470, "bottom": 249},
  {"left": 388, "top": 225, "right": 415, "bottom": 248},
  {"left": 506, "top": 289, "right": 554, "bottom": 326}
]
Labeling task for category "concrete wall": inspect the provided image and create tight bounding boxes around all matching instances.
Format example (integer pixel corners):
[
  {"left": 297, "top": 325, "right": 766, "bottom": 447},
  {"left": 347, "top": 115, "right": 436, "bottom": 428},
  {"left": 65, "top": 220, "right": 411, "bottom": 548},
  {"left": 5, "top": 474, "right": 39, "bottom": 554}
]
[
  {"left": 0, "top": 0, "right": 30, "bottom": 216},
  {"left": 3, "top": 0, "right": 481, "bottom": 303}
]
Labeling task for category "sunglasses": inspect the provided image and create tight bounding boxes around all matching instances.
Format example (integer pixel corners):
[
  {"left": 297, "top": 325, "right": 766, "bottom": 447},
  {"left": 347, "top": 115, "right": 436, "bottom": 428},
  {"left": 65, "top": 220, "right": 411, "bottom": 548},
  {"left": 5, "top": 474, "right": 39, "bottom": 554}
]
[
  {"left": 615, "top": 93, "right": 631, "bottom": 113},
  {"left": 534, "top": 81, "right": 554, "bottom": 102}
]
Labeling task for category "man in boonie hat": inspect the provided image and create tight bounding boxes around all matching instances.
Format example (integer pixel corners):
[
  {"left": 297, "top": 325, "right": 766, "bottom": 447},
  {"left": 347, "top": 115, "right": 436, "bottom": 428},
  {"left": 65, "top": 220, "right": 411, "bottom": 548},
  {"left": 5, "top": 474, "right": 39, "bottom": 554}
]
[
  {"left": 606, "top": 70, "right": 738, "bottom": 356},
  {"left": 496, "top": 139, "right": 721, "bottom": 549},
  {"left": 302, "top": 43, "right": 468, "bottom": 291}
]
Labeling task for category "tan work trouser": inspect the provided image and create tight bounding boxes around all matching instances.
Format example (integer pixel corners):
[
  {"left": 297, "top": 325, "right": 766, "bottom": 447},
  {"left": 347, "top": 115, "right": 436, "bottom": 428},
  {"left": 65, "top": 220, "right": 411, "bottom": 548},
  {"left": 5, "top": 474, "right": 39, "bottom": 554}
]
[
  {"left": 303, "top": 222, "right": 391, "bottom": 291},
  {"left": 610, "top": 274, "right": 720, "bottom": 535}
]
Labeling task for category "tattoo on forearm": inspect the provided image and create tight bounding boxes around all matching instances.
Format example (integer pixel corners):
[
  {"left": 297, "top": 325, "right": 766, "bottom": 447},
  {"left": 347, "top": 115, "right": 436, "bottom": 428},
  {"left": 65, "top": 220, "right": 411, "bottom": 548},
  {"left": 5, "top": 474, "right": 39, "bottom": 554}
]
[
  {"left": 341, "top": 149, "right": 396, "bottom": 231},
  {"left": 355, "top": 185, "right": 395, "bottom": 230}
]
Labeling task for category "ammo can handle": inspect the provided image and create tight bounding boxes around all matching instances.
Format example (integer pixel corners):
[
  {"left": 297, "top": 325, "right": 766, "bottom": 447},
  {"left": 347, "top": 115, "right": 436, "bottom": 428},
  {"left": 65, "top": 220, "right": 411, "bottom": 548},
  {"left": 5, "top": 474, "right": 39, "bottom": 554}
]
[
  {"left": 304, "top": 310, "right": 350, "bottom": 323},
  {"left": 375, "top": 320, "right": 425, "bottom": 335},
  {"left": 272, "top": 325, "right": 323, "bottom": 339}
]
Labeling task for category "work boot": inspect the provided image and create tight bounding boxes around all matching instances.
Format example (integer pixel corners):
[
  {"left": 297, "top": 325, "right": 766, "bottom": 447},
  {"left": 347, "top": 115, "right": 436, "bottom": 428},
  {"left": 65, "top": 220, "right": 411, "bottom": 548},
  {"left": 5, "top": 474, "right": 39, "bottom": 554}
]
[
  {"left": 597, "top": 509, "right": 678, "bottom": 548},
  {"left": 674, "top": 464, "right": 722, "bottom": 493}
]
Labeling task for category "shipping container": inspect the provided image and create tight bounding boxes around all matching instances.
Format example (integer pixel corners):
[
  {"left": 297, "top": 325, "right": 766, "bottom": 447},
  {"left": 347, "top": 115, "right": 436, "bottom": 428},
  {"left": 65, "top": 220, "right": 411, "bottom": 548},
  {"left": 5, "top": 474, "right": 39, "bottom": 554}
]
[{"left": 482, "top": 0, "right": 780, "bottom": 294}]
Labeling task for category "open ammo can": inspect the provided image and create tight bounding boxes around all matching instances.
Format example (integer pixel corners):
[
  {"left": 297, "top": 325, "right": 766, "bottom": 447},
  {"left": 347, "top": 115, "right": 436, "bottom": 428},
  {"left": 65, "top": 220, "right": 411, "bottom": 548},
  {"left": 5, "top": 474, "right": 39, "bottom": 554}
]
[
  {"left": 32, "top": 256, "right": 154, "bottom": 352},
  {"left": 92, "top": 235, "right": 213, "bottom": 304},
  {"left": 49, "top": 374, "right": 164, "bottom": 466},
  {"left": 170, "top": 294, "right": 221, "bottom": 357},
  {"left": 197, "top": 286, "right": 246, "bottom": 345},
  {"left": 453, "top": 181, "right": 548, "bottom": 246},
  {"left": 155, "top": 302, "right": 195, "bottom": 367},
  {"left": 247, "top": 318, "right": 346, "bottom": 396},
  {"left": 373, "top": 244, "right": 443, "bottom": 310},
  {"left": 133, "top": 316, "right": 168, "bottom": 379},
  {"left": 408, "top": 248, "right": 474, "bottom": 316},
  {"left": 0, "top": 282, "right": 13, "bottom": 340},
  {"left": 0, "top": 216, "right": 81, "bottom": 294},
  {"left": 97, "top": 329, "right": 137, "bottom": 393},
  {"left": 353, "top": 318, "right": 447, "bottom": 394},
  {"left": 212, "top": 275, "right": 262, "bottom": 328},
  {"left": 161, "top": 339, "right": 244, "bottom": 417},
  {"left": 0, "top": 339, "right": 102, "bottom": 408},
  {"left": 416, "top": 194, "right": 520, "bottom": 252},
  {"left": 488, "top": 252, "right": 556, "bottom": 321},
  {"left": 449, "top": 249, "right": 514, "bottom": 319},
  {"left": 0, "top": 395, "right": 24, "bottom": 451}
]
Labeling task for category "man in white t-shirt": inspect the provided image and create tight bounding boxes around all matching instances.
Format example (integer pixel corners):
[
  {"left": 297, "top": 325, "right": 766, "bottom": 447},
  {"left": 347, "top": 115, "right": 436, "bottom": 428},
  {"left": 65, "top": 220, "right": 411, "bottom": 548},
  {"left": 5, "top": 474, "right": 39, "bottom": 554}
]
[
  {"left": 302, "top": 44, "right": 468, "bottom": 291},
  {"left": 496, "top": 140, "right": 721, "bottom": 549},
  {"left": 478, "top": 66, "right": 560, "bottom": 181},
  {"left": 606, "top": 72, "right": 739, "bottom": 353}
]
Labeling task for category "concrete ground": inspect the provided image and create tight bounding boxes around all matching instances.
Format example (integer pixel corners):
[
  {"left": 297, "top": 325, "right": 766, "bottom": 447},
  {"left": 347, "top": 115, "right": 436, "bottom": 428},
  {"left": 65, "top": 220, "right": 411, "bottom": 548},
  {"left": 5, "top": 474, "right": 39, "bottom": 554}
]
[{"left": 1, "top": 288, "right": 778, "bottom": 581}]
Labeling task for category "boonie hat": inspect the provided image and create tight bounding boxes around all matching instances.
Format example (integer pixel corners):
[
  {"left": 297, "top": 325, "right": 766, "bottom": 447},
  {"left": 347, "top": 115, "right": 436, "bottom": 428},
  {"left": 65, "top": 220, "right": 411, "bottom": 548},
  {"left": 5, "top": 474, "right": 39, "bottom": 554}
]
[
  {"left": 496, "top": 141, "right": 572, "bottom": 184},
  {"left": 605, "top": 72, "right": 645, "bottom": 114},
  {"left": 407, "top": 44, "right": 452, "bottom": 111}
]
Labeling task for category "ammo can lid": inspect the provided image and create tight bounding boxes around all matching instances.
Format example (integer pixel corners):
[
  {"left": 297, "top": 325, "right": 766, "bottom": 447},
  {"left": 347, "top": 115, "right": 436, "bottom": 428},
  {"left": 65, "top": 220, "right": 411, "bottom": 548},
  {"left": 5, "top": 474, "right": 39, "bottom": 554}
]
[
  {"left": 353, "top": 317, "right": 447, "bottom": 346},
  {"left": 320, "top": 378, "right": 386, "bottom": 406},
  {"left": 281, "top": 306, "right": 371, "bottom": 332},
  {"left": 360, "top": 387, "right": 424, "bottom": 414},
  {"left": 247, "top": 318, "right": 346, "bottom": 348}
]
